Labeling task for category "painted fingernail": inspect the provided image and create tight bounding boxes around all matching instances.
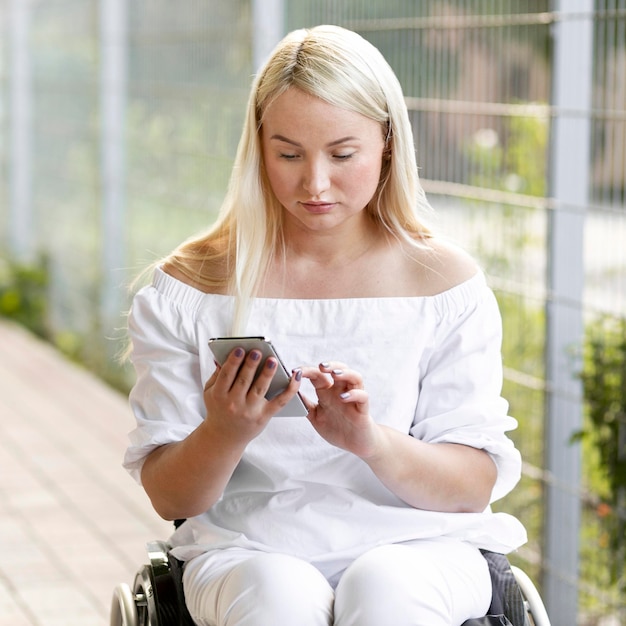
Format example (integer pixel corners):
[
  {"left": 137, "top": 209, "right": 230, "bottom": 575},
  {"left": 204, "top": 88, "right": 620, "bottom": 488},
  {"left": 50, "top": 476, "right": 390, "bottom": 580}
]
[
  {"left": 340, "top": 391, "right": 351, "bottom": 399},
  {"left": 250, "top": 350, "right": 261, "bottom": 361},
  {"left": 332, "top": 369, "right": 343, "bottom": 376},
  {"left": 234, "top": 347, "right": 244, "bottom": 357},
  {"left": 266, "top": 359, "right": 277, "bottom": 369},
  {"left": 294, "top": 368, "right": 302, "bottom": 381},
  {"left": 320, "top": 362, "right": 330, "bottom": 368}
]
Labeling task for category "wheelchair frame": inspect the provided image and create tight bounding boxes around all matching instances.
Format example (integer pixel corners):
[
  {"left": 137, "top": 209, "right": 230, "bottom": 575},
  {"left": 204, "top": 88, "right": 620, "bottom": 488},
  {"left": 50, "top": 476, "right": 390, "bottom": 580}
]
[{"left": 111, "top": 539, "right": 551, "bottom": 626}]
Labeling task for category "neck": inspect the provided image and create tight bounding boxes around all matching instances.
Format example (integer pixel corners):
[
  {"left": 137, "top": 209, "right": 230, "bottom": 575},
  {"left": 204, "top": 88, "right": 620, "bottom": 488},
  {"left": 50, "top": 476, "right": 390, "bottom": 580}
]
[{"left": 281, "top": 216, "right": 384, "bottom": 268}]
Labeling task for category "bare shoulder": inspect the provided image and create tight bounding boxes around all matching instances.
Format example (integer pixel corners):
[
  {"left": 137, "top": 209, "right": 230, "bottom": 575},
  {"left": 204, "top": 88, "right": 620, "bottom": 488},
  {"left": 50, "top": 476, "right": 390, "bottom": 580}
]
[{"left": 407, "top": 237, "right": 480, "bottom": 296}]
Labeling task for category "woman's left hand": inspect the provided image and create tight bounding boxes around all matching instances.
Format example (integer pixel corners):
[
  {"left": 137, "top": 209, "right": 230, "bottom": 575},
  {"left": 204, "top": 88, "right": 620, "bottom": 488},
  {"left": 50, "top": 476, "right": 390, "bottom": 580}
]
[
  {"left": 302, "top": 361, "right": 497, "bottom": 513},
  {"left": 301, "top": 362, "right": 381, "bottom": 458}
]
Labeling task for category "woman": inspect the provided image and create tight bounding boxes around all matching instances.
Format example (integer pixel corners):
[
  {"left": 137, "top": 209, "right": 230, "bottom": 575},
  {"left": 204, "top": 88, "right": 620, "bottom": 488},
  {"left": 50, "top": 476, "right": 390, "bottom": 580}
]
[{"left": 125, "top": 24, "right": 527, "bottom": 626}]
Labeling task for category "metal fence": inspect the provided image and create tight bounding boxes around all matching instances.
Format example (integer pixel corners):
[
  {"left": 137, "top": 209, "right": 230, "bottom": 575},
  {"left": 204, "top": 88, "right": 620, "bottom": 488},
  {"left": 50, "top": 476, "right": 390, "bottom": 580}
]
[{"left": 1, "top": 1, "right": 625, "bottom": 624}]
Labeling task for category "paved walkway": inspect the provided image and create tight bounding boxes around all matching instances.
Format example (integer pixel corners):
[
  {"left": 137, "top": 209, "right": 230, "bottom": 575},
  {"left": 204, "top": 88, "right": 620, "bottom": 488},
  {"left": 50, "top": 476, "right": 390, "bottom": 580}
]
[{"left": 0, "top": 321, "right": 172, "bottom": 626}]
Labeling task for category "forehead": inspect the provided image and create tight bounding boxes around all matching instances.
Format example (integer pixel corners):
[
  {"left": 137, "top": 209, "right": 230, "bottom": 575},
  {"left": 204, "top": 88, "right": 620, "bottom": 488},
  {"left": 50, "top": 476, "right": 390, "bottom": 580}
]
[{"left": 261, "top": 87, "right": 382, "bottom": 139}]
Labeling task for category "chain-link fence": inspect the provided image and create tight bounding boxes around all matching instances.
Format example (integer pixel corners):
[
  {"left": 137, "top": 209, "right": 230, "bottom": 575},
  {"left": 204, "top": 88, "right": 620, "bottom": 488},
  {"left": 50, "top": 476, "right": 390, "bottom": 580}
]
[{"left": 1, "top": 2, "right": 625, "bottom": 624}]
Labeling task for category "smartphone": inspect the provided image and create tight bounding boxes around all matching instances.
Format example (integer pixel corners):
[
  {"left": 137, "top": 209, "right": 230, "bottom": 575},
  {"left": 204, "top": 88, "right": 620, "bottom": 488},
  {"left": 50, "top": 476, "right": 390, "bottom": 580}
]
[{"left": 208, "top": 336, "right": 308, "bottom": 418}]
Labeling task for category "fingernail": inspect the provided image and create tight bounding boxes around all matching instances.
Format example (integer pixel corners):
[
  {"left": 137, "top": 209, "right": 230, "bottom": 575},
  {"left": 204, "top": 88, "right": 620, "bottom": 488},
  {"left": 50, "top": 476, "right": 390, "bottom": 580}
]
[
  {"left": 294, "top": 368, "right": 302, "bottom": 381},
  {"left": 266, "top": 359, "right": 277, "bottom": 370},
  {"left": 320, "top": 362, "right": 330, "bottom": 368},
  {"left": 250, "top": 350, "right": 261, "bottom": 361},
  {"left": 234, "top": 347, "right": 245, "bottom": 357},
  {"left": 340, "top": 391, "right": 351, "bottom": 399},
  {"left": 332, "top": 369, "right": 343, "bottom": 376}
]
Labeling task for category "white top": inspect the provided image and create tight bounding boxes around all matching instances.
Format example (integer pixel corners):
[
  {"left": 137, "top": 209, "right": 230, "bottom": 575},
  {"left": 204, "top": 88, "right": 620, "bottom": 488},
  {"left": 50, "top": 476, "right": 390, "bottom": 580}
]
[{"left": 124, "top": 267, "right": 527, "bottom": 568}]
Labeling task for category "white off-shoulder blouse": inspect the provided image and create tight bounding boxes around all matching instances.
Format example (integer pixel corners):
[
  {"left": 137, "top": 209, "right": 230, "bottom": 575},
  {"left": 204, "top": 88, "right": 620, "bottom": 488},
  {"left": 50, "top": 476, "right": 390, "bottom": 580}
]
[{"left": 124, "top": 267, "right": 527, "bottom": 571}]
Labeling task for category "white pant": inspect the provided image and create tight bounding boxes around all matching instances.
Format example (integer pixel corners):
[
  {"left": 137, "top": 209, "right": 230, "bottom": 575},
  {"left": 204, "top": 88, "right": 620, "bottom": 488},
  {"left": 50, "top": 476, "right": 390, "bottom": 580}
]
[{"left": 182, "top": 538, "right": 492, "bottom": 626}]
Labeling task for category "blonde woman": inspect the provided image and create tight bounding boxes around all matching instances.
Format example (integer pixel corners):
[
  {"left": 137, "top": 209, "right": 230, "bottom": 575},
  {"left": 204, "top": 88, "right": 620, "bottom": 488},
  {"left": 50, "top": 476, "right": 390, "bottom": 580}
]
[{"left": 125, "top": 25, "right": 526, "bottom": 626}]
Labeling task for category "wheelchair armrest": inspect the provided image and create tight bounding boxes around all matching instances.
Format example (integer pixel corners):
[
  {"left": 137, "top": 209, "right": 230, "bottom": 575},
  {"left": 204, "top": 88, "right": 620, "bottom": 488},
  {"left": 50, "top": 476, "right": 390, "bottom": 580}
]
[{"left": 147, "top": 540, "right": 172, "bottom": 575}]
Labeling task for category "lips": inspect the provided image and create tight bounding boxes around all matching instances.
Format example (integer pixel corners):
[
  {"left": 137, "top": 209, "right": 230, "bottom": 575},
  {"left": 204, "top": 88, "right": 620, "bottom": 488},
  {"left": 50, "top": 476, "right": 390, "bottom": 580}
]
[{"left": 300, "top": 201, "right": 336, "bottom": 214}]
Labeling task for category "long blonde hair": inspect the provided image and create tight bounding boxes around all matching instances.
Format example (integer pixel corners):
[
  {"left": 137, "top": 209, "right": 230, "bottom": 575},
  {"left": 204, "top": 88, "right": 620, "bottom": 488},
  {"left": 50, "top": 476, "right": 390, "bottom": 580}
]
[{"left": 166, "top": 25, "right": 432, "bottom": 332}]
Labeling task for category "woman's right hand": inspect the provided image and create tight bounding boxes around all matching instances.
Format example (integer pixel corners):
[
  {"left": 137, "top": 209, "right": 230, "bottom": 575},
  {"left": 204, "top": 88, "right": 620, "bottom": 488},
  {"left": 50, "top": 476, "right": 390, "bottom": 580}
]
[
  {"left": 202, "top": 346, "right": 302, "bottom": 443},
  {"left": 141, "top": 347, "right": 302, "bottom": 521}
]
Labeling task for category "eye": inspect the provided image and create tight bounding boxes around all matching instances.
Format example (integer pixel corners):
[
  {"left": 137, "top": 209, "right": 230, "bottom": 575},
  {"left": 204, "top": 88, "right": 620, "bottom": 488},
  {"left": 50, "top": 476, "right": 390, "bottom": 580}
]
[
  {"left": 279, "top": 152, "right": 300, "bottom": 160},
  {"left": 333, "top": 153, "right": 354, "bottom": 161}
]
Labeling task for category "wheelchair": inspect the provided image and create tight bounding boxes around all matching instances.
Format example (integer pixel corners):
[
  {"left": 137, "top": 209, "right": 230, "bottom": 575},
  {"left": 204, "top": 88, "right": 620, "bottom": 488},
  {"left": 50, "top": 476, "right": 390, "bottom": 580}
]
[{"left": 110, "top": 521, "right": 551, "bottom": 626}]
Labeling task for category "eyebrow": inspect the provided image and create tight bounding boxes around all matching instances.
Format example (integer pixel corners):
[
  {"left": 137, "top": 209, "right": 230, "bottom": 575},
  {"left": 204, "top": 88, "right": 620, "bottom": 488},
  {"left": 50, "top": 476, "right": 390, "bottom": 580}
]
[{"left": 270, "top": 134, "right": 359, "bottom": 148}]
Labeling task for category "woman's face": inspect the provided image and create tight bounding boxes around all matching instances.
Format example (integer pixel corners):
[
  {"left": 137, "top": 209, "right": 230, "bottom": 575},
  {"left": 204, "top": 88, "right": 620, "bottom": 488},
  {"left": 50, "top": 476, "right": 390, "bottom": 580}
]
[{"left": 261, "top": 87, "right": 385, "bottom": 234}]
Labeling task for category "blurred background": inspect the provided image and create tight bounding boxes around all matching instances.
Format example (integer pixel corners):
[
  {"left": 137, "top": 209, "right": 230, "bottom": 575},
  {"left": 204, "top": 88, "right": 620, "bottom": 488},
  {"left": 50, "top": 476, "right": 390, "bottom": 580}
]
[{"left": 0, "top": 1, "right": 624, "bottom": 624}]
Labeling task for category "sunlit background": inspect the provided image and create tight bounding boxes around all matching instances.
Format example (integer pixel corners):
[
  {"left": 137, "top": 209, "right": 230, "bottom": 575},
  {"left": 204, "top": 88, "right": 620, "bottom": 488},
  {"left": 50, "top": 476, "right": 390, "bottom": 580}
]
[{"left": 1, "top": 2, "right": 625, "bottom": 624}]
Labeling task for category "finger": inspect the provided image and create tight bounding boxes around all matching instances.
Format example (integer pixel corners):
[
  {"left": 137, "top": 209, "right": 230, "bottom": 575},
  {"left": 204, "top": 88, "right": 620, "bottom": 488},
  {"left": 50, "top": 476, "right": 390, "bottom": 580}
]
[
  {"left": 260, "top": 368, "right": 311, "bottom": 415},
  {"left": 209, "top": 346, "right": 245, "bottom": 393},
  {"left": 319, "top": 361, "right": 364, "bottom": 390},
  {"left": 319, "top": 361, "right": 349, "bottom": 373},
  {"left": 266, "top": 368, "right": 306, "bottom": 413},
  {"left": 247, "top": 356, "right": 279, "bottom": 399},
  {"left": 338, "top": 388, "right": 369, "bottom": 405},
  {"left": 300, "top": 366, "right": 333, "bottom": 390},
  {"left": 329, "top": 367, "right": 364, "bottom": 389},
  {"left": 232, "top": 349, "right": 266, "bottom": 392}
]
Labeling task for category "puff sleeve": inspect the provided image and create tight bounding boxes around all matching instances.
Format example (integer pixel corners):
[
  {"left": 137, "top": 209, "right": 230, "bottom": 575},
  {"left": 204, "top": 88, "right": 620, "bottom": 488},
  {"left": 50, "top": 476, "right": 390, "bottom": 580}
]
[
  {"left": 123, "top": 283, "right": 206, "bottom": 484},
  {"left": 410, "top": 278, "right": 522, "bottom": 503}
]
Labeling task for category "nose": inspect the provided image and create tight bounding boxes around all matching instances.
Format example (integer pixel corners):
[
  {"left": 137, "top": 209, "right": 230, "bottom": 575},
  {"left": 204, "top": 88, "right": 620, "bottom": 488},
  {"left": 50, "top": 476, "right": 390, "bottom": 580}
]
[{"left": 302, "top": 158, "right": 330, "bottom": 197}]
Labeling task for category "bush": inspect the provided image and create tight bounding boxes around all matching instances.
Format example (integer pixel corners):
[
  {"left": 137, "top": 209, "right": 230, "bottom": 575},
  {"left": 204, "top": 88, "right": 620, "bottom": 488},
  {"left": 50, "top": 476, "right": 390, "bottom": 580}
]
[
  {"left": 0, "top": 256, "right": 50, "bottom": 338},
  {"left": 577, "top": 316, "right": 626, "bottom": 586}
]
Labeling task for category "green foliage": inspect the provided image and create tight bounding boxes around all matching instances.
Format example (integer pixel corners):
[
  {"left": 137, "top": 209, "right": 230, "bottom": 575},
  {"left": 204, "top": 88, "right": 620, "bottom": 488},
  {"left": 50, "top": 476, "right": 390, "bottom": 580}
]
[
  {"left": 577, "top": 316, "right": 626, "bottom": 584},
  {"left": 0, "top": 256, "right": 50, "bottom": 338},
  {"left": 498, "top": 291, "right": 545, "bottom": 381},
  {"left": 55, "top": 327, "right": 135, "bottom": 395},
  {"left": 0, "top": 255, "right": 134, "bottom": 394},
  {"left": 466, "top": 110, "right": 548, "bottom": 197},
  {"left": 504, "top": 114, "right": 548, "bottom": 197}
]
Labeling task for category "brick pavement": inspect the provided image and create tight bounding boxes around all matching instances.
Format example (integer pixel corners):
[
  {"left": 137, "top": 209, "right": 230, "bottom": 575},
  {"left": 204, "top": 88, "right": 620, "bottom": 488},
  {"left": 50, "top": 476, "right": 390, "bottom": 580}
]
[{"left": 0, "top": 321, "right": 172, "bottom": 626}]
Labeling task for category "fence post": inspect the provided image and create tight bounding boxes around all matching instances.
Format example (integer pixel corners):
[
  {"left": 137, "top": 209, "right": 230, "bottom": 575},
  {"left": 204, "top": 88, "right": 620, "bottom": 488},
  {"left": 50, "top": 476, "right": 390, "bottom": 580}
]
[
  {"left": 544, "top": 2, "right": 593, "bottom": 623},
  {"left": 99, "top": 0, "right": 127, "bottom": 335},
  {"left": 8, "top": 0, "right": 33, "bottom": 262},
  {"left": 252, "top": 0, "right": 284, "bottom": 71}
]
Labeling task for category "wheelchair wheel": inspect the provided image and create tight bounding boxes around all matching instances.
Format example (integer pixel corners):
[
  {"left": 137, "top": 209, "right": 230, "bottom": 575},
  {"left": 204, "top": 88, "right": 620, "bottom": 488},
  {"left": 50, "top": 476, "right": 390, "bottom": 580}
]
[
  {"left": 133, "top": 564, "right": 156, "bottom": 626},
  {"left": 110, "top": 582, "right": 138, "bottom": 626},
  {"left": 510, "top": 565, "right": 551, "bottom": 626},
  {"left": 132, "top": 545, "right": 186, "bottom": 626}
]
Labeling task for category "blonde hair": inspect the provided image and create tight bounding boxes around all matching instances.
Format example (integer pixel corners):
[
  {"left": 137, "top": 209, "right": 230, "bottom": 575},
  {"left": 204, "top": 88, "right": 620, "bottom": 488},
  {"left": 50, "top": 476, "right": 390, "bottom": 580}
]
[{"left": 166, "top": 25, "right": 432, "bottom": 332}]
